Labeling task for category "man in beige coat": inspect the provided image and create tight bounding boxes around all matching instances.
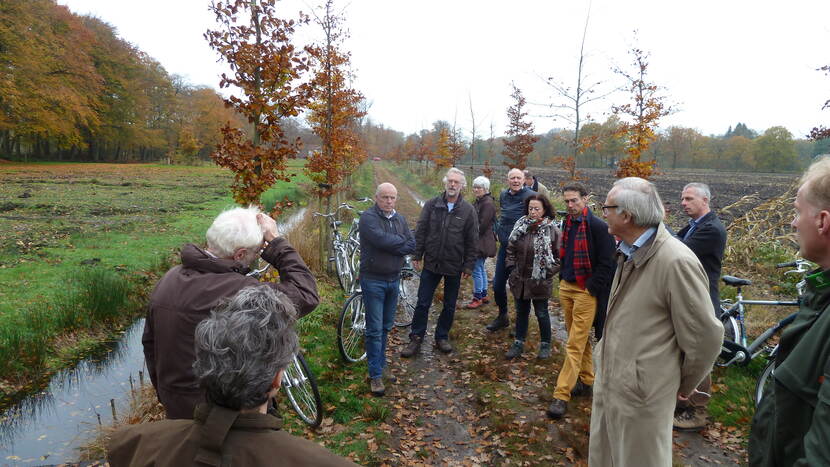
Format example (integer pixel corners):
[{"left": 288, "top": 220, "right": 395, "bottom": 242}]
[{"left": 588, "top": 177, "right": 722, "bottom": 467}]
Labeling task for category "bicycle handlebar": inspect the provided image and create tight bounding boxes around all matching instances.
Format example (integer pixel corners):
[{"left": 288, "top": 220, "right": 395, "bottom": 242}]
[{"left": 776, "top": 261, "right": 798, "bottom": 268}]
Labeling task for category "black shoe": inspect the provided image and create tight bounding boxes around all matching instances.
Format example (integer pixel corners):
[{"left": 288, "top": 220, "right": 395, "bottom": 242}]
[
  {"left": 570, "top": 380, "right": 593, "bottom": 398},
  {"left": 546, "top": 399, "right": 568, "bottom": 419},
  {"left": 505, "top": 340, "right": 524, "bottom": 360},
  {"left": 401, "top": 336, "right": 423, "bottom": 358},
  {"left": 486, "top": 315, "right": 509, "bottom": 332},
  {"left": 434, "top": 338, "right": 453, "bottom": 354}
]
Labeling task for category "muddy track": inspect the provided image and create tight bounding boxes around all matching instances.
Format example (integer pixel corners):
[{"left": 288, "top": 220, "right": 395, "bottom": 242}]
[{"left": 371, "top": 165, "right": 741, "bottom": 466}]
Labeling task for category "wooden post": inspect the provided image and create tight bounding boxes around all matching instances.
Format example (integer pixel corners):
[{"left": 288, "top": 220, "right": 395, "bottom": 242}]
[{"left": 110, "top": 399, "right": 117, "bottom": 421}]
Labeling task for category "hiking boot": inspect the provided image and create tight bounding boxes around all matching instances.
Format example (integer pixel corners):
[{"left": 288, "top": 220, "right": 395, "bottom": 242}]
[
  {"left": 546, "top": 398, "right": 568, "bottom": 419},
  {"left": 369, "top": 377, "right": 385, "bottom": 397},
  {"left": 486, "top": 315, "right": 509, "bottom": 332},
  {"left": 401, "top": 335, "right": 423, "bottom": 358},
  {"left": 434, "top": 338, "right": 453, "bottom": 354},
  {"left": 466, "top": 298, "right": 483, "bottom": 309},
  {"left": 481, "top": 297, "right": 490, "bottom": 304},
  {"left": 537, "top": 342, "right": 552, "bottom": 360},
  {"left": 673, "top": 406, "right": 708, "bottom": 431},
  {"left": 570, "top": 380, "right": 593, "bottom": 397},
  {"left": 505, "top": 340, "right": 524, "bottom": 360}
]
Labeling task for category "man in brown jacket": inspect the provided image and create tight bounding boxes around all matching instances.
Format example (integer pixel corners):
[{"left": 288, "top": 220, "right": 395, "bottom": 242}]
[
  {"left": 588, "top": 178, "right": 722, "bottom": 467},
  {"left": 110, "top": 287, "right": 353, "bottom": 466},
  {"left": 142, "top": 206, "right": 319, "bottom": 419}
]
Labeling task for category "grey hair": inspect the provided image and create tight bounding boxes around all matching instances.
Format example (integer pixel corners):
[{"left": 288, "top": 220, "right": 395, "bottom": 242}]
[
  {"left": 522, "top": 169, "right": 533, "bottom": 177},
  {"left": 801, "top": 155, "right": 830, "bottom": 211},
  {"left": 193, "top": 286, "right": 299, "bottom": 410},
  {"left": 375, "top": 182, "right": 397, "bottom": 197},
  {"left": 472, "top": 176, "right": 490, "bottom": 191},
  {"left": 442, "top": 167, "right": 467, "bottom": 189},
  {"left": 205, "top": 206, "right": 264, "bottom": 259},
  {"left": 683, "top": 182, "right": 711, "bottom": 202},
  {"left": 611, "top": 177, "right": 665, "bottom": 227}
]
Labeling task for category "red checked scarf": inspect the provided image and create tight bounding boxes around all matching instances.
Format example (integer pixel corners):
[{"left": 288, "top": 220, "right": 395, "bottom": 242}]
[{"left": 560, "top": 206, "right": 592, "bottom": 289}]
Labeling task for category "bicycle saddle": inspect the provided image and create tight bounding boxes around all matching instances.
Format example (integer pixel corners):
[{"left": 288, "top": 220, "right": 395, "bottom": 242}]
[{"left": 722, "top": 275, "right": 752, "bottom": 287}]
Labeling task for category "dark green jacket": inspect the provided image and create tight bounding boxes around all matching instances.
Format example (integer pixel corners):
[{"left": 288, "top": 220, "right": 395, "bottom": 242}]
[{"left": 749, "top": 268, "right": 830, "bottom": 466}]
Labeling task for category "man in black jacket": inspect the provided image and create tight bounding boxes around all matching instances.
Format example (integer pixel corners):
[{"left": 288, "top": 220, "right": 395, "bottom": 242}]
[
  {"left": 673, "top": 182, "right": 727, "bottom": 430},
  {"left": 677, "top": 182, "right": 727, "bottom": 314},
  {"left": 358, "top": 183, "right": 415, "bottom": 396},
  {"left": 547, "top": 183, "right": 616, "bottom": 419},
  {"left": 402, "top": 168, "right": 478, "bottom": 356}
]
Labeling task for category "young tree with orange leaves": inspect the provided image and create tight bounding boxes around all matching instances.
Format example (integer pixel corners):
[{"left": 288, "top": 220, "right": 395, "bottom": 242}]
[
  {"left": 431, "top": 127, "right": 454, "bottom": 169},
  {"left": 502, "top": 84, "right": 538, "bottom": 170},
  {"left": 205, "top": 0, "right": 312, "bottom": 207},
  {"left": 613, "top": 45, "right": 672, "bottom": 179},
  {"left": 304, "top": 0, "right": 366, "bottom": 198}
]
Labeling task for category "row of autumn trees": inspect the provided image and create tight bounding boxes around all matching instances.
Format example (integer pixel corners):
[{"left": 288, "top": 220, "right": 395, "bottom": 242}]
[{"left": 0, "top": 0, "right": 250, "bottom": 163}]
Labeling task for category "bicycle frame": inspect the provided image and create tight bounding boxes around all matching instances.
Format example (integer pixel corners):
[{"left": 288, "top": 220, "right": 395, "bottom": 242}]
[{"left": 722, "top": 296, "right": 799, "bottom": 350}]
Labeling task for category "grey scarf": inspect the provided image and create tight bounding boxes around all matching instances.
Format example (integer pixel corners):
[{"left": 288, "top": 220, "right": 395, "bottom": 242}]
[{"left": 508, "top": 216, "right": 557, "bottom": 280}]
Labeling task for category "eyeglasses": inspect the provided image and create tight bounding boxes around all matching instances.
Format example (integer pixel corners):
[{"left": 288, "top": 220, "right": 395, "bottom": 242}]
[{"left": 601, "top": 204, "right": 619, "bottom": 214}]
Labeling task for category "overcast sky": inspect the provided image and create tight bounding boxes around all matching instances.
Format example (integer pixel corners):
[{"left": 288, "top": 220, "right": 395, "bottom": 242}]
[{"left": 58, "top": 0, "right": 829, "bottom": 139}]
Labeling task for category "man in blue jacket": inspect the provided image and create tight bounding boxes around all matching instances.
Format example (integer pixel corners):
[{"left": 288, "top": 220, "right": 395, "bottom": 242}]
[
  {"left": 359, "top": 182, "right": 416, "bottom": 396},
  {"left": 486, "top": 167, "right": 536, "bottom": 331}
]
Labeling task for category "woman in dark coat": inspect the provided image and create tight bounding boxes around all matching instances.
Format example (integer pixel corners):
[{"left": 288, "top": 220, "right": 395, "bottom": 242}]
[
  {"left": 505, "top": 194, "right": 561, "bottom": 360},
  {"left": 467, "top": 176, "right": 498, "bottom": 309}
]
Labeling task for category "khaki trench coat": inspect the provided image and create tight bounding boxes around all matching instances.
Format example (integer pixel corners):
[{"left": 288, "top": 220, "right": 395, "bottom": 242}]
[{"left": 588, "top": 225, "right": 722, "bottom": 467}]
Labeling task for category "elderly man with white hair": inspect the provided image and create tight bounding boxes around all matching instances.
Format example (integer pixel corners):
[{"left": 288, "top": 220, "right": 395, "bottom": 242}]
[
  {"left": 142, "top": 206, "right": 319, "bottom": 419},
  {"left": 402, "top": 167, "right": 478, "bottom": 357},
  {"left": 588, "top": 177, "right": 722, "bottom": 467}
]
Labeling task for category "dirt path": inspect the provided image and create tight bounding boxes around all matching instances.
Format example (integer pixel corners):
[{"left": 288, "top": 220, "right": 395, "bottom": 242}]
[{"left": 372, "top": 165, "right": 741, "bottom": 466}]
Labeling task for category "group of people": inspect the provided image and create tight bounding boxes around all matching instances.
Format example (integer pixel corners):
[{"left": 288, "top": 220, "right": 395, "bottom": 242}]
[{"left": 104, "top": 157, "right": 830, "bottom": 466}]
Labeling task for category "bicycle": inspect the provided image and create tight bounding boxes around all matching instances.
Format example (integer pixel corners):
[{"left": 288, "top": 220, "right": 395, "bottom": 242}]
[
  {"left": 716, "top": 259, "right": 811, "bottom": 406},
  {"left": 336, "top": 256, "right": 421, "bottom": 363},
  {"left": 313, "top": 206, "right": 358, "bottom": 293},
  {"left": 247, "top": 266, "right": 323, "bottom": 427}
]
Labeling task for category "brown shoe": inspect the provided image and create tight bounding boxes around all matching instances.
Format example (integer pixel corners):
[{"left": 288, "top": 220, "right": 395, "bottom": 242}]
[
  {"left": 401, "top": 335, "right": 423, "bottom": 358},
  {"left": 673, "top": 407, "right": 708, "bottom": 431},
  {"left": 546, "top": 398, "right": 568, "bottom": 419},
  {"left": 434, "top": 338, "right": 453, "bottom": 354},
  {"left": 369, "top": 377, "right": 385, "bottom": 396}
]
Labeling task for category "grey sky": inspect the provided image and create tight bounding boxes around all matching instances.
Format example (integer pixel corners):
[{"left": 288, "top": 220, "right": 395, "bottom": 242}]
[{"left": 58, "top": 0, "right": 829, "bottom": 139}]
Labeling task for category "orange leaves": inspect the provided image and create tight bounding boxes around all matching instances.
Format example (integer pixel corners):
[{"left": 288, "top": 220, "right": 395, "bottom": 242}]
[
  {"left": 502, "top": 84, "right": 538, "bottom": 170},
  {"left": 206, "top": 0, "right": 312, "bottom": 208},
  {"left": 612, "top": 45, "right": 672, "bottom": 179}
]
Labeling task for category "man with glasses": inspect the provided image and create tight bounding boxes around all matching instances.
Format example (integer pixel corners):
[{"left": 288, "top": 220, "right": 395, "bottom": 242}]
[
  {"left": 673, "top": 182, "right": 727, "bottom": 430},
  {"left": 402, "top": 168, "right": 478, "bottom": 357},
  {"left": 588, "top": 178, "right": 721, "bottom": 467},
  {"left": 546, "top": 183, "right": 616, "bottom": 419}
]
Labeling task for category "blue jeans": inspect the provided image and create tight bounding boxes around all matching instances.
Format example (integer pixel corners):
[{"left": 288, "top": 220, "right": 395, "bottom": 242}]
[
  {"left": 472, "top": 258, "right": 488, "bottom": 299},
  {"left": 361, "top": 277, "right": 399, "bottom": 379},
  {"left": 493, "top": 244, "right": 509, "bottom": 317},
  {"left": 410, "top": 268, "right": 461, "bottom": 341}
]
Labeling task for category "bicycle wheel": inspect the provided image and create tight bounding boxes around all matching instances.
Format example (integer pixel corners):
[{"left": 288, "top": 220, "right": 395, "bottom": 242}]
[
  {"left": 334, "top": 247, "right": 354, "bottom": 292},
  {"left": 349, "top": 241, "right": 360, "bottom": 276},
  {"left": 755, "top": 359, "right": 775, "bottom": 407},
  {"left": 721, "top": 313, "right": 740, "bottom": 344},
  {"left": 282, "top": 352, "right": 323, "bottom": 427},
  {"left": 337, "top": 292, "right": 366, "bottom": 363},
  {"left": 395, "top": 269, "right": 420, "bottom": 327}
]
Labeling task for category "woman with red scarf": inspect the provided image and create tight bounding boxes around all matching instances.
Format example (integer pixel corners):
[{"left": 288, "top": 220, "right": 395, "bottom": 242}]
[{"left": 504, "top": 194, "right": 561, "bottom": 360}]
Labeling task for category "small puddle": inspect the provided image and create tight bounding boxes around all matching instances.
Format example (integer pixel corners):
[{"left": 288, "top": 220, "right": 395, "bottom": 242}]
[{"left": 0, "top": 207, "right": 308, "bottom": 464}]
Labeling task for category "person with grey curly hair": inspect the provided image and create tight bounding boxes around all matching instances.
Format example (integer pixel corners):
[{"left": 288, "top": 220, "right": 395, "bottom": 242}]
[
  {"left": 588, "top": 177, "right": 722, "bottom": 466},
  {"left": 143, "top": 205, "right": 319, "bottom": 419},
  {"left": 109, "top": 286, "right": 356, "bottom": 466}
]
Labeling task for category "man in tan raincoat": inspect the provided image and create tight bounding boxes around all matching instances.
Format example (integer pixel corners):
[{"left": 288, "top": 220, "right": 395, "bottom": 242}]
[{"left": 588, "top": 177, "right": 722, "bottom": 467}]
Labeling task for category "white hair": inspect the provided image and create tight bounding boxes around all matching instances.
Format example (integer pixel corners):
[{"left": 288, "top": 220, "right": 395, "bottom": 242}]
[
  {"left": 472, "top": 176, "right": 490, "bottom": 192},
  {"left": 205, "top": 206, "right": 264, "bottom": 258},
  {"left": 507, "top": 168, "right": 524, "bottom": 179},
  {"left": 683, "top": 182, "right": 711, "bottom": 202},
  {"left": 442, "top": 167, "right": 467, "bottom": 189},
  {"left": 611, "top": 177, "right": 665, "bottom": 227}
]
